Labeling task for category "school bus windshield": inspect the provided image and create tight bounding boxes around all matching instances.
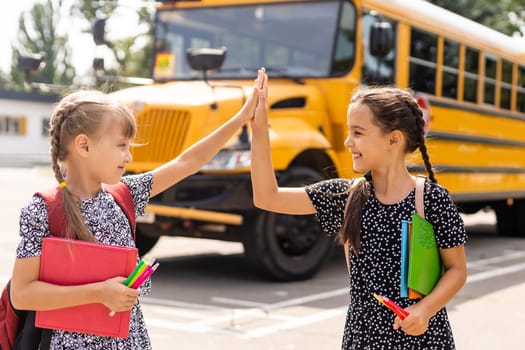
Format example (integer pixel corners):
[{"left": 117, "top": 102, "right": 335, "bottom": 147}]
[{"left": 153, "top": 0, "right": 356, "bottom": 81}]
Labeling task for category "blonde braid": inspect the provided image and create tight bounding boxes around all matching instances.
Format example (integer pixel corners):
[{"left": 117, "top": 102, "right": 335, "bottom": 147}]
[{"left": 48, "top": 98, "right": 96, "bottom": 241}]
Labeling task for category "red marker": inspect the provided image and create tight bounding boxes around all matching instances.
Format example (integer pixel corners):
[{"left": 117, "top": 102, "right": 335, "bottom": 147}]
[{"left": 373, "top": 293, "right": 410, "bottom": 320}]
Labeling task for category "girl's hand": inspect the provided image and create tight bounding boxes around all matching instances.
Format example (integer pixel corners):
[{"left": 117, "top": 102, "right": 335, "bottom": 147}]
[
  {"left": 252, "top": 68, "right": 269, "bottom": 130},
  {"left": 98, "top": 276, "right": 139, "bottom": 313},
  {"left": 393, "top": 303, "right": 431, "bottom": 336},
  {"left": 237, "top": 68, "right": 266, "bottom": 122}
]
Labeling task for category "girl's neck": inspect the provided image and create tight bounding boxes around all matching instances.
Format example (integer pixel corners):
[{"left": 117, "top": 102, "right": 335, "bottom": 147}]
[
  {"left": 369, "top": 169, "right": 415, "bottom": 205},
  {"left": 63, "top": 181, "right": 101, "bottom": 200}
]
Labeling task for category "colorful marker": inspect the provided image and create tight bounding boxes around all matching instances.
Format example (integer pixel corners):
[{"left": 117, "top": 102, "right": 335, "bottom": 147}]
[
  {"left": 123, "top": 258, "right": 146, "bottom": 287},
  {"left": 126, "top": 256, "right": 153, "bottom": 287},
  {"left": 131, "top": 262, "right": 159, "bottom": 289},
  {"left": 373, "top": 293, "right": 410, "bottom": 320},
  {"left": 110, "top": 258, "right": 159, "bottom": 317}
]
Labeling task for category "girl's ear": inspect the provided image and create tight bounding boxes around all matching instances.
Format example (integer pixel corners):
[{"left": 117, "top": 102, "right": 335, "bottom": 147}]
[
  {"left": 388, "top": 130, "right": 404, "bottom": 148},
  {"left": 74, "top": 134, "right": 90, "bottom": 157}
]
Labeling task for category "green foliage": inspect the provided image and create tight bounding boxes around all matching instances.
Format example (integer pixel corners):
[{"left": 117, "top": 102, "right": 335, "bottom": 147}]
[
  {"left": 70, "top": 0, "right": 154, "bottom": 90},
  {"left": 3, "top": 0, "right": 153, "bottom": 92},
  {"left": 428, "top": 0, "right": 525, "bottom": 37},
  {"left": 6, "top": 0, "right": 75, "bottom": 91}
]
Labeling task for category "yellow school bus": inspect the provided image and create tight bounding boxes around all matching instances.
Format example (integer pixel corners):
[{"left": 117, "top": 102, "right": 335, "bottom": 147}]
[{"left": 105, "top": 0, "right": 525, "bottom": 280}]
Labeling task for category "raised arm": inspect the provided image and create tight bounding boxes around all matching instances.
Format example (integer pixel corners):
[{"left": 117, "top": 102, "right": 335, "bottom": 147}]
[
  {"left": 250, "top": 69, "right": 316, "bottom": 215},
  {"left": 149, "top": 72, "right": 262, "bottom": 198}
]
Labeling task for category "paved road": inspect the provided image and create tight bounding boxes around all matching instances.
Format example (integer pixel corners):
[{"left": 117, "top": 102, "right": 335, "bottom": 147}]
[{"left": 1, "top": 167, "right": 524, "bottom": 349}]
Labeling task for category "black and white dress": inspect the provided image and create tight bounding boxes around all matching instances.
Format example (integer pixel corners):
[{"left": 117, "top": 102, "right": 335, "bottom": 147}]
[
  {"left": 305, "top": 178, "right": 467, "bottom": 350},
  {"left": 16, "top": 172, "right": 154, "bottom": 349}
]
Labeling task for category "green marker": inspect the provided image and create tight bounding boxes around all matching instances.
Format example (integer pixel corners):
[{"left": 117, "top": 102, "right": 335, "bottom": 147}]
[{"left": 123, "top": 256, "right": 148, "bottom": 287}]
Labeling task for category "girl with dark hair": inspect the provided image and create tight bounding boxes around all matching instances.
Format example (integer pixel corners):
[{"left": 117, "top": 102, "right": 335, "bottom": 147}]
[{"left": 251, "top": 70, "right": 467, "bottom": 349}]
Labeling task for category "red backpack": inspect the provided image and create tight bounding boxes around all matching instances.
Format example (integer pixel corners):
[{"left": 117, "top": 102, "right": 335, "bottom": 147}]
[{"left": 0, "top": 182, "right": 135, "bottom": 350}]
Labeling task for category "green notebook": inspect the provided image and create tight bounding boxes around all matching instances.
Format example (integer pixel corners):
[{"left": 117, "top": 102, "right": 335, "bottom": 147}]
[{"left": 407, "top": 213, "right": 442, "bottom": 296}]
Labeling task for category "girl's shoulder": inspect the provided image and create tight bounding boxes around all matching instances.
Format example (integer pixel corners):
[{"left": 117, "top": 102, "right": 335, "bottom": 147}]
[
  {"left": 424, "top": 180, "right": 453, "bottom": 202},
  {"left": 22, "top": 193, "right": 49, "bottom": 218},
  {"left": 305, "top": 178, "right": 353, "bottom": 196},
  {"left": 120, "top": 172, "right": 153, "bottom": 197}
]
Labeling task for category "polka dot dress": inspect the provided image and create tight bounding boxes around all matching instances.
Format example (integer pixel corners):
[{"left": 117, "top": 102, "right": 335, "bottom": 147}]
[
  {"left": 305, "top": 178, "right": 467, "bottom": 350},
  {"left": 16, "top": 173, "right": 154, "bottom": 350}
]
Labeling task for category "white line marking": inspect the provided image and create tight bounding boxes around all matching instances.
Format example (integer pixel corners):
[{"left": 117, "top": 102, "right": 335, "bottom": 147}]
[
  {"left": 145, "top": 306, "right": 348, "bottom": 338},
  {"left": 145, "top": 317, "right": 242, "bottom": 337},
  {"left": 239, "top": 306, "right": 348, "bottom": 339},
  {"left": 141, "top": 297, "right": 225, "bottom": 311},
  {"left": 467, "top": 262, "right": 525, "bottom": 283},
  {"left": 142, "top": 253, "right": 525, "bottom": 338},
  {"left": 211, "top": 297, "right": 266, "bottom": 308},
  {"left": 213, "top": 287, "right": 348, "bottom": 312},
  {"left": 147, "top": 306, "right": 208, "bottom": 319},
  {"left": 467, "top": 250, "right": 525, "bottom": 268}
]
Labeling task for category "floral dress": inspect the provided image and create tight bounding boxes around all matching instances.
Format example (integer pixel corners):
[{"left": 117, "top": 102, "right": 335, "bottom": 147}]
[
  {"left": 16, "top": 173, "right": 154, "bottom": 349},
  {"left": 305, "top": 178, "right": 468, "bottom": 350}
]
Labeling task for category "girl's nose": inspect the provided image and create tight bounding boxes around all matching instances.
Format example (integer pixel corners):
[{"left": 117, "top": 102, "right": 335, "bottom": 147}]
[
  {"left": 125, "top": 149, "right": 133, "bottom": 163},
  {"left": 344, "top": 135, "right": 352, "bottom": 148}
]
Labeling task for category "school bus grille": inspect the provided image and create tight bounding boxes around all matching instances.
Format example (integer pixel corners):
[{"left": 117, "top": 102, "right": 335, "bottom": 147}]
[{"left": 132, "top": 108, "right": 190, "bottom": 163}]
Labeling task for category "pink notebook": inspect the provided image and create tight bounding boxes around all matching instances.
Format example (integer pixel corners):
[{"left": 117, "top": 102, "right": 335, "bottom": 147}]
[{"left": 36, "top": 236, "right": 137, "bottom": 338}]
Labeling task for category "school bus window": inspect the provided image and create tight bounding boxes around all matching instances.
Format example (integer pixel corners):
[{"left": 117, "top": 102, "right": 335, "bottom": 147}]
[
  {"left": 463, "top": 46, "right": 479, "bottom": 103},
  {"left": 223, "top": 34, "right": 260, "bottom": 67},
  {"left": 483, "top": 54, "right": 497, "bottom": 105},
  {"left": 518, "top": 65, "right": 525, "bottom": 113},
  {"left": 409, "top": 28, "right": 437, "bottom": 94},
  {"left": 331, "top": 1, "right": 356, "bottom": 76},
  {"left": 265, "top": 44, "right": 289, "bottom": 67},
  {"left": 360, "top": 13, "right": 396, "bottom": 85},
  {"left": 500, "top": 59, "right": 513, "bottom": 110},
  {"left": 442, "top": 39, "right": 459, "bottom": 99},
  {"left": 154, "top": 2, "right": 344, "bottom": 80},
  {"left": 191, "top": 37, "right": 211, "bottom": 49}
]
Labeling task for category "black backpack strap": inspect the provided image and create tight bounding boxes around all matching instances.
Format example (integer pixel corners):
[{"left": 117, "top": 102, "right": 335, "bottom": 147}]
[{"left": 39, "top": 329, "right": 52, "bottom": 350}]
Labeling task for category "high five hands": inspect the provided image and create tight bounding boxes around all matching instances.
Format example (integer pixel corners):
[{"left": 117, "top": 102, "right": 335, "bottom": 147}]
[
  {"left": 236, "top": 67, "right": 268, "bottom": 124},
  {"left": 251, "top": 67, "right": 269, "bottom": 129}
]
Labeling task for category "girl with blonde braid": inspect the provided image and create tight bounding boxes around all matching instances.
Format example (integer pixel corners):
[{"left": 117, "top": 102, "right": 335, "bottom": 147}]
[
  {"left": 10, "top": 69, "right": 263, "bottom": 349},
  {"left": 251, "top": 71, "right": 467, "bottom": 349}
]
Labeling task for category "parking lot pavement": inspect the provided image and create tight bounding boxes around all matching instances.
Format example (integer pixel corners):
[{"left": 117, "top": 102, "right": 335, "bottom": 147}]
[
  {"left": 1, "top": 167, "right": 525, "bottom": 349},
  {"left": 448, "top": 281, "right": 525, "bottom": 349}
]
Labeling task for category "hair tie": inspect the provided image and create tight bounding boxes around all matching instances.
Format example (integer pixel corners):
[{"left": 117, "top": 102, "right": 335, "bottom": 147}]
[{"left": 59, "top": 181, "right": 67, "bottom": 188}]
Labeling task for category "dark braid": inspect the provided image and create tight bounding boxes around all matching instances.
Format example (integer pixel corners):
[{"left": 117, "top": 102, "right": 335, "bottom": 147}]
[
  {"left": 339, "top": 86, "right": 437, "bottom": 254},
  {"left": 406, "top": 95, "right": 437, "bottom": 183}
]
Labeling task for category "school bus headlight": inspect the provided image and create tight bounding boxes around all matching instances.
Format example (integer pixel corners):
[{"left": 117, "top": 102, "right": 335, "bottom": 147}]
[{"left": 202, "top": 149, "right": 251, "bottom": 170}]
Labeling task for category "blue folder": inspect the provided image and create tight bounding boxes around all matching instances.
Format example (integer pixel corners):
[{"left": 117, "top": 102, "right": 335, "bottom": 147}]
[{"left": 400, "top": 220, "right": 410, "bottom": 298}]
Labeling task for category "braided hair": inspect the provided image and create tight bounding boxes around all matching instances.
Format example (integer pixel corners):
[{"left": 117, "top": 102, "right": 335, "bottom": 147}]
[
  {"left": 339, "top": 86, "right": 436, "bottom": 255},
  {"left": 48, "top": 90, "right": 136, "bottom": 241}
]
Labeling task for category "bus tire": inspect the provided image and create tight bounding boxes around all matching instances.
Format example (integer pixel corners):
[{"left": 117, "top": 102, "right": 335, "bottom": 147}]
[
  {"left": 494, "top": 201, "right": 523, "bottom": 237},
  {"left": 242, "top": 167, "right": 335, "bottom": 281},
  {"left": 135, "top": 224, "right": 161, "bottom": 256}
]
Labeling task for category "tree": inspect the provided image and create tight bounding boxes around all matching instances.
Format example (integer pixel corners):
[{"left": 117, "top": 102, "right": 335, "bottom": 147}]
[
  {"left": 9, "top": 0, "right": 76, "bottom": 91},
  {"left": 70, "top": 0, "right": 154, "bottom": 90},
  {"left": 428, "top": 0, "right": 525, "bottom": 37}
]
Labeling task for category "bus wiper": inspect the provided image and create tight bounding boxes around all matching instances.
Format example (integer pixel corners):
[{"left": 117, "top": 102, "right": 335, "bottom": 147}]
[{"left": 219, "top": 67, "right": 304, "bottom": 85}]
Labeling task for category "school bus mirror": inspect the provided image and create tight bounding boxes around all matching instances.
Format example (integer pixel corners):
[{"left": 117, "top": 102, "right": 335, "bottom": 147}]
[
  {"left": 186, "top": 47, "right": 227, "bottom": 72},
  {"left": 93, "top": 17, "right": 106, "bottom": 46},
  {"left": 17, "top": 53, "right": 45, "bottom": 73},
  {"left": 93, "top": 58, "right": 105, "bottom": 72},
  {"left": 369, "top": 21, "right": 393, "bottom": 58}
]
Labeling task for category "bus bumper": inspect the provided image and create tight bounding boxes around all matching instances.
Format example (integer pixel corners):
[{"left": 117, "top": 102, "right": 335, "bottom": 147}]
[{"left": 141, "top": 173, "right": 254, "bottom": 226}]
